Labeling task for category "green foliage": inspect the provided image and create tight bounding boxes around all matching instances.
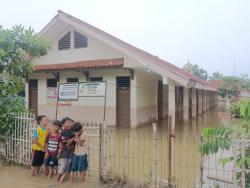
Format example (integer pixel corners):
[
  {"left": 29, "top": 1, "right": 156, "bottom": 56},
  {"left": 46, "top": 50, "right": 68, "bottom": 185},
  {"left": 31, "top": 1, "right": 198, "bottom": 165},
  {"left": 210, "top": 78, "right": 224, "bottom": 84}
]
[
  {"left": 201, "top": 121, "right": 250, "bottom": 186},
  {"left": 217, "top": 76, "right": 250, "bottom": 98},
  {"left": 183, "top": 63, "right": 208, "bottom": 80},
  {"left": 0, "top": 25, "right": 50, "bottom": 137},
  {"left": 229, "top": 99, "right": 250, "bottom": 119},
  {"left": 0, "top": 25, "right": 50, "bottom": 81},
  {"left": 239, "top": 99, "right": 250, "bottom": 119},
  {"left": 0, "top": 79, "right": 26, "bottom": 136},
  {"left": 210, "top": 71, "right": 223, "bottom": 80},
  {"left": 229, "top": 101, "right": 240, "bottom": 118}
]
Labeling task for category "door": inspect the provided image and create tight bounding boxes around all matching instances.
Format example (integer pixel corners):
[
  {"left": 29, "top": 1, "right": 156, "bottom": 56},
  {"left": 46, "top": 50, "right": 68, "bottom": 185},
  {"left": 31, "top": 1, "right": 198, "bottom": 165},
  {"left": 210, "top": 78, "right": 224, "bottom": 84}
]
[
  {"left": 116, "top": 77, "right": 130, "bottom": 128},
  {"left": 29, "top": 79, "right": 38, "bottom": 115},
  {"left": 158, "top": 80, "right": 163, "bottom": 120}
]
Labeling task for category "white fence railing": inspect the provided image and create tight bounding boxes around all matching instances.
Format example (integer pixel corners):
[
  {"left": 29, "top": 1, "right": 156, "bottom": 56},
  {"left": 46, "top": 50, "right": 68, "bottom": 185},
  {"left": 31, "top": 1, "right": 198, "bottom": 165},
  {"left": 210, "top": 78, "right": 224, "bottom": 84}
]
[{"left": 0, "top": 113, "right": 35, "bottom": 165}]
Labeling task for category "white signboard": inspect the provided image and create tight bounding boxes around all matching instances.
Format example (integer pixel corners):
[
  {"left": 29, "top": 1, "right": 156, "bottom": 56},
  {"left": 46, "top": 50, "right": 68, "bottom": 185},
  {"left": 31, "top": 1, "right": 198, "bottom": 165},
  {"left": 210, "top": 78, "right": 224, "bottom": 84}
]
[
  {"left": 79, "top": 82, "right": 106, "bottom": 97},
  {"left": 58, "top": 83, "right": 78, "bottom": 101}
]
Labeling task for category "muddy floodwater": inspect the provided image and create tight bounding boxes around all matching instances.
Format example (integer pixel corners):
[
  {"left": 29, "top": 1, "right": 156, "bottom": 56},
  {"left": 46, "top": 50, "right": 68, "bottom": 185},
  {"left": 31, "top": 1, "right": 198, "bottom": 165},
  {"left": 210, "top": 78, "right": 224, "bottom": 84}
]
[
  {"left": 0, "top": 165, "right": 103, "bottom": 188},
  {"left": 0, "top": 108, "right": 237, "bottom": 188}
]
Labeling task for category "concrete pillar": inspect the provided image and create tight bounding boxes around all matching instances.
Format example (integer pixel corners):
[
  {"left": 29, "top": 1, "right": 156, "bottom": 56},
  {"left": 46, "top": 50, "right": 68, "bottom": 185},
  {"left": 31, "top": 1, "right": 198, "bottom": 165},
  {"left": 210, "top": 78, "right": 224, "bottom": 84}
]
[
  {"left": 206, "top": 91, "right": 209, "bottom": 110},
  {"left": 192, "top": 88, "right": 197, "bottom": 117},
  {"left": 130, "top": 78, "right": 137, "bottom": 128},
  {"left": 198, "top": 90, "right": 203, "bottom": 114},
  {"left": 202, "top": 90, "right": 206, "bottom": 113},
  {"left": 168, "top": 81, "right": 176, "bottom": 132},
  {"left": 183, "top": 87, "right": 189, "bottom": 121}
]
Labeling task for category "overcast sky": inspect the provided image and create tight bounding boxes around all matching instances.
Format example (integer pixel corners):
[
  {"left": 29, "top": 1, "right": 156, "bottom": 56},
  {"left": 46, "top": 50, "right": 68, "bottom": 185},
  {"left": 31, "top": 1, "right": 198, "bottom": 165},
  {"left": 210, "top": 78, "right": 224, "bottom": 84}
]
[{"left": 1, "top": 0, "right": 249, "bottom": 76}]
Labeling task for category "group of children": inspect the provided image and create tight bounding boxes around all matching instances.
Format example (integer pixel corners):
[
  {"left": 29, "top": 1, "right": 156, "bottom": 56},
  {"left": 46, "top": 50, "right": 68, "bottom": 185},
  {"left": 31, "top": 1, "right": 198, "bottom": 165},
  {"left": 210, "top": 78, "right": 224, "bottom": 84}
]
[{"left": 31, "top": 115, "right": 88, "bottom": 183}]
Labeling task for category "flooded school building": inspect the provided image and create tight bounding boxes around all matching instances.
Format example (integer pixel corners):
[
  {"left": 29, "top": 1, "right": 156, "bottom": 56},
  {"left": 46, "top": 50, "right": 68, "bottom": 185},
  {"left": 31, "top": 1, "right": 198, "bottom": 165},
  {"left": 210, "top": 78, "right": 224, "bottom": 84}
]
[{"left": 27, "top": 10, "right": 218, "bottom": 129}]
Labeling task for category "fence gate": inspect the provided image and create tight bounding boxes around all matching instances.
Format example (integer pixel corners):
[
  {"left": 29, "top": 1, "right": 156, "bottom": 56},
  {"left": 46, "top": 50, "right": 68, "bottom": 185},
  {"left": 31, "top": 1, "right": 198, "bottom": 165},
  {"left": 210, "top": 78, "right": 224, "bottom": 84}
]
[
  {"left": 0, "top": 113, "right": 35, "bottom": 165},
  {"left": 81, "top": 122, "right": 103, "bottom": 178}
]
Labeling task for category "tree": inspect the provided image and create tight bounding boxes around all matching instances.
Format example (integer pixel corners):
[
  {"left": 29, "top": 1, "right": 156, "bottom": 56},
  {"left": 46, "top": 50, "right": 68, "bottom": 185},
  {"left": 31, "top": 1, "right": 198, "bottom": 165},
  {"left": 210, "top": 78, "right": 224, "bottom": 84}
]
[
  {"left": 0, "top": 25, "right": 50, "bottom": 137},
  {"left": 182, "top": 63, "right": 208, "bottom": 80},
  {"left": 210, "top": 71, "right": 223, "bottom": 80}
]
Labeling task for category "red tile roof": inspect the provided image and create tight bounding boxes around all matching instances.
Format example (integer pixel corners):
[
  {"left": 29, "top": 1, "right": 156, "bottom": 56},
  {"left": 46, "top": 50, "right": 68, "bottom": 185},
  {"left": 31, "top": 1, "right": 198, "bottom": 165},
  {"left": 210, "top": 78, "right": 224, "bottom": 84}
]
[{"left": 34, "top": 58, "right": 124, "bottom": 71}]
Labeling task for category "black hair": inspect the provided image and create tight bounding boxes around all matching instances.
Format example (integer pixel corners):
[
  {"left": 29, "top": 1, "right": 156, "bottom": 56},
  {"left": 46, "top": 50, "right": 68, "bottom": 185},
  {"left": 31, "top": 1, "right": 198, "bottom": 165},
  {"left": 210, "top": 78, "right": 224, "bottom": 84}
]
[
  {"left": 72, "top": 122, "right": 83, "bottom": 132},
  {"left": 53, "top": 120, "right": 62, "bottom": 128},
  {"left": 36, "top": 115, "right": 46, "bottom": 125},
  {"left": 61, "top": 117, "right": 74, "bottom": 125}
]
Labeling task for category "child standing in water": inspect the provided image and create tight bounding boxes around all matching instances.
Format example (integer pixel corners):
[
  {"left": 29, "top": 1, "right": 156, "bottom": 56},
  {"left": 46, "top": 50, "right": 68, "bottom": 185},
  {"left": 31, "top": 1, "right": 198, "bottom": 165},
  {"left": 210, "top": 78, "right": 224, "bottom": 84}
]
[
  {"left": 31, "top": 115, "right": 48, "bottom": 176},
  {"left": 71, "top": 122, "right": 88, "bottom": 182},
  {"left": 45, "top": 120, "right": 62, "bottom": 177}
]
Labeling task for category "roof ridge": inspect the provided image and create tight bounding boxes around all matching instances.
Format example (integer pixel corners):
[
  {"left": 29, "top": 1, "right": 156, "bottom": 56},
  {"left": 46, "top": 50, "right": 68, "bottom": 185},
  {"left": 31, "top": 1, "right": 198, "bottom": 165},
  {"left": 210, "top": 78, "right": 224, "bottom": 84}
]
[{"left": 41, "top": 10, "right": 216, "bottom": 89}]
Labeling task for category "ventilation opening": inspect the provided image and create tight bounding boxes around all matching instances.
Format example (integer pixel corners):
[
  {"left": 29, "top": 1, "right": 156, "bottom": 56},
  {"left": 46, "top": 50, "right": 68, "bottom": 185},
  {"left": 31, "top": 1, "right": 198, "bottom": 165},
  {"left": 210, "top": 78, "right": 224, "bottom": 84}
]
[
  {"left": 67, "top": 78, "right": 79, "bottom": 83},
  {"left": 117, "top": 77, "right": 130, "bottom": 89},
  {"left": 74, "top": 31, "right": 88, "bottom": 48},
  {"left": 47, "top": 79, "right": 57, "bottom": 87},
  {"left": 58, "top": 32, "right": 71, "bottom": 50},
  {"left": 29, "top": 79, "right": 38, "bottom": 89},
  {"left": 90, "top": 77, "right": 103, "bottom": 82}
]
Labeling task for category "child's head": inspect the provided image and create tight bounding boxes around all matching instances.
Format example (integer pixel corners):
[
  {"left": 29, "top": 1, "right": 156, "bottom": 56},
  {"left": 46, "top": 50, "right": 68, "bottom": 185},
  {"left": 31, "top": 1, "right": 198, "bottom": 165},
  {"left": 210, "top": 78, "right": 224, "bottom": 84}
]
[
  {"left": 36, "top": 115, "right": 48, "bottom": 127},
  {"left": 72, "top": 122, "right": 83, "bottom": 136},
  {"left": 51, "top": 120, "right": 61, "bottom": 133},
  {"left": 61, "top": 117, "right": 74, "bottom": 130}
]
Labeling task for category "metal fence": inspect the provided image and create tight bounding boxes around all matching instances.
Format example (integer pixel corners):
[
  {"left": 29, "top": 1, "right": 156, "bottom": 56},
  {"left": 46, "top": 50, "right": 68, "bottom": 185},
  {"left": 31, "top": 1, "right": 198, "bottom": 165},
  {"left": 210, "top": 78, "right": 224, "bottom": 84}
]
[{"left": 0, "top": 113, "right": 249, "bottom": 188}]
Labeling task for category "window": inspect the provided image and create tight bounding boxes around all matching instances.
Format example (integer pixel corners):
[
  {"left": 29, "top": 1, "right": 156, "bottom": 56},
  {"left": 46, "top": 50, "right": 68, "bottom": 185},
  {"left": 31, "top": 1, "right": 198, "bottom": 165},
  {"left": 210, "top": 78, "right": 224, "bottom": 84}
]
[
  {"left": 74, "top": 31, "right": 88, "bottom": 48},
  {"left": 47, "top": 79, "right": 57, "bottom": 87},
  {"left": 67, "top": 78, "right": 79, "bottom": 83},
  {"left": 90, "top": 77, "right": 103, "bottom": 82},
  {"left": 58, "top": 32, "right": 71, "bottom": 50},
  {"left": 29, "top": 79, "right": 38, "bottom": 89}
]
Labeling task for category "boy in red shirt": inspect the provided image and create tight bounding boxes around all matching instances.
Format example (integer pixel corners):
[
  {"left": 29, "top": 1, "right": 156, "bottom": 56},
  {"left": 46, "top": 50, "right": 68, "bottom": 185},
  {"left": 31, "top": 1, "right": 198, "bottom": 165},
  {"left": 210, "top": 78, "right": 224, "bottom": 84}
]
[{"left": 45, "top": 120, "right": 62, "bottom": 178}]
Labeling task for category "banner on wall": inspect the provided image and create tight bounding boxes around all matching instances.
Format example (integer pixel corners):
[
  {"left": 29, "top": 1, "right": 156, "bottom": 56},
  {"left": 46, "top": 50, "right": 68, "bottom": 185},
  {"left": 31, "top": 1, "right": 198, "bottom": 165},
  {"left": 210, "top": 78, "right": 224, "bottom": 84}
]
[
  {"left": 58, "top": 83, "right": 78, "bottom": 101},
  {"left": 78, "top": 82, "right": 106, "bottom": 97}
]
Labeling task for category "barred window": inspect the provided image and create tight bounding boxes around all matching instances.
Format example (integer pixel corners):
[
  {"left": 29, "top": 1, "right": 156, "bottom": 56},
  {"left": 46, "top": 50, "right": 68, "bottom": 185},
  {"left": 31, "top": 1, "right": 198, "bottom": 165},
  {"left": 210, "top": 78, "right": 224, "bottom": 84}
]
[
  {"left": 67, "top": 78, "right": 79, "bottom": 83},
  {"left": 47, "top": 79, "right": 57, "bottom": 87},
  {"left": 74, "top": 31, "right": 88, "bottom": 48},
  {"left": 58, "top": 32, "right": 71, "bottom": 50}
]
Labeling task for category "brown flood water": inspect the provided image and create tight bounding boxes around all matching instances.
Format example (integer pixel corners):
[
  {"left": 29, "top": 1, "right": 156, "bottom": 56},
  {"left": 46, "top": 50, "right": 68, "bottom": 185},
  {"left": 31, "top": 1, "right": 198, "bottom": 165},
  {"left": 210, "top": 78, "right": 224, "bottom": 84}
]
[
  {"left": 0, "top": 108, "right": 236, "bottom": 188},
  {"left": 105, "top": 108, "right": 236, "bottom": 187}
]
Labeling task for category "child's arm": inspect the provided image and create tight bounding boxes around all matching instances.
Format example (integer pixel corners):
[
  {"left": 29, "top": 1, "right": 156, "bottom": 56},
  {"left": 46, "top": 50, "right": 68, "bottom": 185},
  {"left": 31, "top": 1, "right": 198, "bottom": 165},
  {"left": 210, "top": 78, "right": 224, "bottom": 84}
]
[
  {"left": 57, "top": 138, "right": 62, "bottom": 158},
  {"left": 45, "top": 142, "right": 49, "bottom": 158},
  {"left": 33, "top": 129, "right": 45, "bottom": 151}
]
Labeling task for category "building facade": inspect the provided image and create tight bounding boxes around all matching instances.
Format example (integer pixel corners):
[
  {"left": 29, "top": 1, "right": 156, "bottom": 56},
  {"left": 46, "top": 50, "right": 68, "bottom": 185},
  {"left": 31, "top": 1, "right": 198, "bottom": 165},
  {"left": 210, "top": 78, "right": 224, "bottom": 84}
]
[{"left": 27, "top": 10, "right": 218, "bottom": 128}]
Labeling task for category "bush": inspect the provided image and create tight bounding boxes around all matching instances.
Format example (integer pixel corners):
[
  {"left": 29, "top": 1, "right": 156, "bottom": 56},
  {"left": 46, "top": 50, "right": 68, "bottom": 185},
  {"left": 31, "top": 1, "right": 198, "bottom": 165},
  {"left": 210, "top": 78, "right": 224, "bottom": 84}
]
[{"left": 229, "top": 101, "right": 240, "bottom": 118}]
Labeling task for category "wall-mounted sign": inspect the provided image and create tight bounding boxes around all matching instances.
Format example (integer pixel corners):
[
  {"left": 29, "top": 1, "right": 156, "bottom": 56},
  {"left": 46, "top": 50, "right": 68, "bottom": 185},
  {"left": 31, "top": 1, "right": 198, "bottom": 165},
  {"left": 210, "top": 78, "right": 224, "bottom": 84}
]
[
  {"left": 58, "top": 83, "right": 78, "bottom": 101},
  {"left": 79, "top": 82, "right": 106, "bottom": 97}
]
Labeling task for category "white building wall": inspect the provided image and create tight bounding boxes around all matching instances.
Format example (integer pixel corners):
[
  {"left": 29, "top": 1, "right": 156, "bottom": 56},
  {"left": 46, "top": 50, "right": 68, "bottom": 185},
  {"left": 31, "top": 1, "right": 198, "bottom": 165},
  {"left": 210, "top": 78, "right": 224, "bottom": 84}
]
[
  {"left": 30, "top": 69, "right": 132, "bottom": 126},
  {"left": 35, "top": 27, "right": 137, "bottom": 68}
]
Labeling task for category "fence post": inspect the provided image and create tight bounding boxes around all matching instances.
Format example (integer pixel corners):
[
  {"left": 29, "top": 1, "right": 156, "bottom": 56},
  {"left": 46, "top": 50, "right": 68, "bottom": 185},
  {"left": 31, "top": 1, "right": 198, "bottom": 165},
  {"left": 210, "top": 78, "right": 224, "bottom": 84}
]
[
  {"left": 123, "top": 137, "right": 129, "bottom": 181},
  {"left": 200, "top": 135, "right": 204, "bottom": 188},
  {"left": 232, "top": 139, "right": 237, "bottom": 188},
  {"left": 167, "top": 116, "right": 173, "bottom": 187},
  {"left": 240, "top": 139, "right": 245, "bottom": 188},
  {"left": 100, "top": 121, "right": 107, "bottom": 181},
  {"left": 152, "top": 123, "right": 157, "bottom": 188}
]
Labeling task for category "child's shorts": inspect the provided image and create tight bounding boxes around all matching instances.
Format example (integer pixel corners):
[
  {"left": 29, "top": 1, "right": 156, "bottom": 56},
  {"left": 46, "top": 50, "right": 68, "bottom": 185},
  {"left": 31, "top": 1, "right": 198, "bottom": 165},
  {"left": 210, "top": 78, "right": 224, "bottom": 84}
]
[
  {"left": 31, "top": 150, "right": 45, "bottom": 166},
  {"left": 44, "top": 156, "right": 58, "bottom": 167},
  {"left": 58, "top": 158, "right": 72, "bottom": 174},
  {"left": 71, "top": 154, "right": 88, "bottom": 173}
]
